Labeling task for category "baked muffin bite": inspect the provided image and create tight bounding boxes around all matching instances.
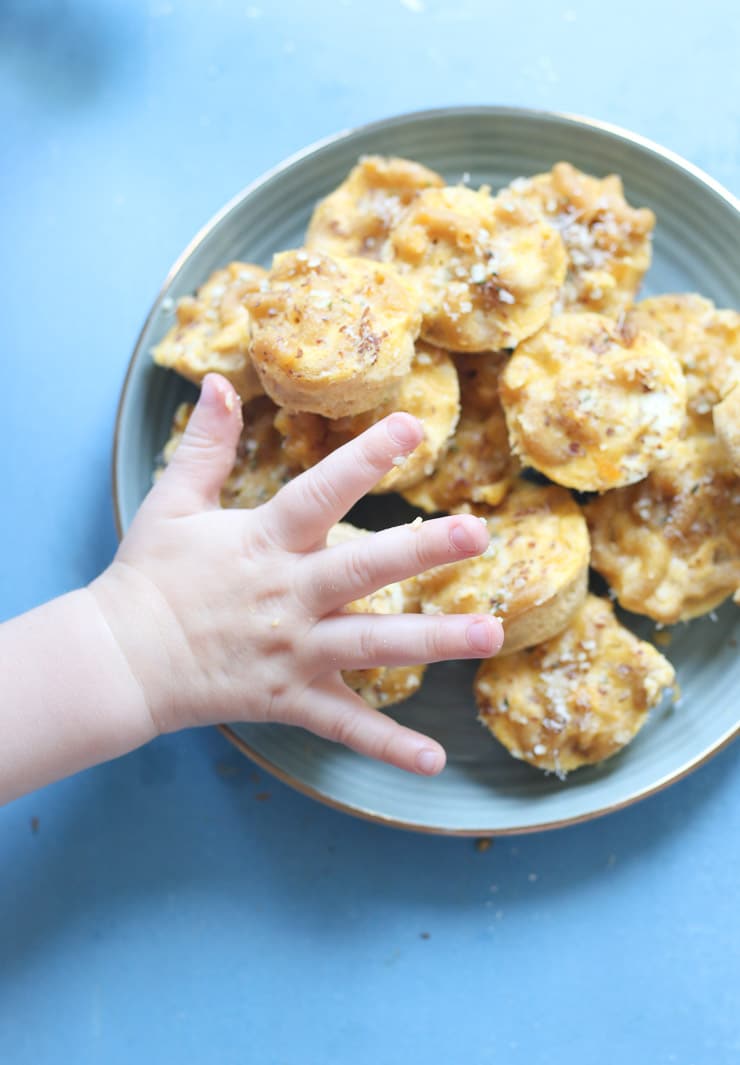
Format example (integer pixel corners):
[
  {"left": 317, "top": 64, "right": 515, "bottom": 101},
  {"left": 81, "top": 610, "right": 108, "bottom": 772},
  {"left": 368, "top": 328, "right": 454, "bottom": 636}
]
[
  {"left": 305, "top": 155, "right": 444, "bottom": 261},
  {"left": 402, "top": 351, "right": 520, "bottom": 513},
  {"left": 500, "top": 312, "right": 687, "bottom": 492},
  {"left": 160, "top": 395, "right": 300, "bottom": 509},
  {"left": 474, "top": 594, "right": 675, "bottom": 775},
  {"left": 327, "top": 523, "right": 426, "bottom": 709},
  {"left": 713, "top": 382, "right": 740, "bottom": 474},
  {"left": 416, "top": 481, "right": 590, "bottom": 655},
  {"left": 274, "top": 342, "right": 459, "bottom": 494},
  {"left": 626, "top": 294, "right": 740, "bottom": 429},
  {"left": 152, "top": 262, "right": 266, "bottom": 401},
  {"left": 246, "top": 249, "right": 421, "bottom": 418},
  {"left": 389, "top": 185, "right": 567, "bottom": 352},
  {"left": 585, "top": 432, "right": 740, "bottom": 623},
  {"left": 500, "top": 162, "right": 655, "bottom": 316}
]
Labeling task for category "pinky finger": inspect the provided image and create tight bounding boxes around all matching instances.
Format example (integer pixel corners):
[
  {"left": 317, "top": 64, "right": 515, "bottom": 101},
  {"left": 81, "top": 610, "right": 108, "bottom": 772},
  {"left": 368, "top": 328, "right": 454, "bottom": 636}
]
[{"left": 283, "top": 676, "right": 446, "bottom": 776}]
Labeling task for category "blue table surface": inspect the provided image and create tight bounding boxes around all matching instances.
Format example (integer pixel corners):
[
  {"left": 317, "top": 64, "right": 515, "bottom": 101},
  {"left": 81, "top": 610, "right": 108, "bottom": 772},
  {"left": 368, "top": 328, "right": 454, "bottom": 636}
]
[{"left": 2, "top": 2, "right": 739, "bottom": 1062}]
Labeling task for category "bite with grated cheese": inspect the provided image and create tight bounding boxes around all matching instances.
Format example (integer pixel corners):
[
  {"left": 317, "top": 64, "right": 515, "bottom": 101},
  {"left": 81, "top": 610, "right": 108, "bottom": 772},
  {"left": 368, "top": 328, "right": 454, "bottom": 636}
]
[
  {"left": 499, "top": 162, "right": 655, "bottom": 317},
  {"left": 500, "top": 312, "right": 687, "bottom": 492},
  {"left": 585, "top": 432, "right": 740, "bottom": 622},
  {"left": 416, "top": 480, "right": 590, "bottom": 655},
  {"left": 625, "top": 293, "right": 740, "bottom": 430},
  {"left": 245, "top": 249, "right": 422, "bottom": 418},
  {"left": 389, "top": 184, "right": 567, "bottom": 352},
  {"left": 152, "top": 262, "right": 267, "bottom": 402},
  {"left": 274, "top": 342, "right": 460, "bottom": 494},
  {"left": 402, "top": 350, "right": 520, "bottom": 513},
  {"left": 474, "top": 594, "right": 675, "bottom": 774},
  {"left": 305, "top": 154, "right": 445, "bottom": 261}
]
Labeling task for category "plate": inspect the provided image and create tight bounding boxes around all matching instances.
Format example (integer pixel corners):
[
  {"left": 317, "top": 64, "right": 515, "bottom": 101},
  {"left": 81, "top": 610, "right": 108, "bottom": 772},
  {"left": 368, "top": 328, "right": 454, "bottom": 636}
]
[{"left": 113, "top": 107, "right": 740, "bottom": 835}]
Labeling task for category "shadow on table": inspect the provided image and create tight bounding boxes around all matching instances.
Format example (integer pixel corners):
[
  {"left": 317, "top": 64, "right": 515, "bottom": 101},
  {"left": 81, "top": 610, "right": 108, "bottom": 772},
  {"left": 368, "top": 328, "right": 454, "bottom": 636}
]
[{"left": 0, "top": 728, "right": 737, "bottom": 976}]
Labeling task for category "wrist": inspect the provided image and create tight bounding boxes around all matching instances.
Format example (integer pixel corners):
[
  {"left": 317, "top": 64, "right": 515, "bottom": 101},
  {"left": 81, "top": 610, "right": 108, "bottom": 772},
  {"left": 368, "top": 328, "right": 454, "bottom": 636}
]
[{"left": 88, "top": 562, "right": 176, "bottom": 738}]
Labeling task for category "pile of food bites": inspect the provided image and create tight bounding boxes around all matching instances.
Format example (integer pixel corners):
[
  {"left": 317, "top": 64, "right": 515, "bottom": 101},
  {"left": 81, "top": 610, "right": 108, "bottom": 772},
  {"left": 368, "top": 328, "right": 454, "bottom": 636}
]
[{"left": 153, "top": 155, "right": 740, "bottom": 778}]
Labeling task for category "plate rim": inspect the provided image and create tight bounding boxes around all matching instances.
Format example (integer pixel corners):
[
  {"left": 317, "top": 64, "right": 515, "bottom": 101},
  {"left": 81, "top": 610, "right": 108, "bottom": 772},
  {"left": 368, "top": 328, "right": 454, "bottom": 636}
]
[{"left": 112, "top": 104, "right": 740, "bottom": 835}]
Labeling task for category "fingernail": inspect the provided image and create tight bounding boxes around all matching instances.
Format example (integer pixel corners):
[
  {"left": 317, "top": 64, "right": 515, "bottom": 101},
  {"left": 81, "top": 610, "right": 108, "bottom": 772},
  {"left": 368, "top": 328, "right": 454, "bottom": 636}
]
[
  {"left": 202, "top": 374, "right": 240, "bottom": 419},
  {"left": 416, "top": 748, "right": 444, "bottom": 775},
  {"left": 386, "top": 413, "right": 422, "bottom": 450},
  {"left": 466, "top": 617, "right": 502, "bottom": 655},
  {"left": 450, "top": 520, "right": 481, "bottom": 553}
]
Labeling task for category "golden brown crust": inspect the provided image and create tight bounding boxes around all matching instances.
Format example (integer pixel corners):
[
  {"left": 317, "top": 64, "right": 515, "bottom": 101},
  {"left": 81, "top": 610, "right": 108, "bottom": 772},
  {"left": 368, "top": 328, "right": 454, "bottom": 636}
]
[
  {"left": 161, "top": 395, "right": 300, "bottom": 508},
  {"left": 500, "top": 312, "right": 687, "bottom": 491},
  {"left": 416, "top": 480, "right": 590, "bottom": 655},
  {"left": 626, "top": 294, "right": 740, "bottom": 430},
  {"left": 500, "top": 162, "right": 655, "bottom": 316},
  {"left": 326, "top": 523, "right": 426, "bottom": 708},
  {"left": 713, "top": 382, "right": 740, "bottom": 474},
  {"left": 401, "top": 351, "right": 520, "bottom": 513},
  {"left": 305, "top": 155, "right": 444, "bottom": 261},
  {"left": 474, "top": 595, "right": 675, "bottom": 774},
  {"left": 389, "top": 185, "right": 567, "bottom": 352},
  {"left": 274, "top": 342, "right": 459, "bottom": 493},
  {"left": 585, "top": 432, "right": 740, "bottom": 622},
  {"left": 152, "top": 262, "right": 266, "bottom": 401},
  {"left": 246, "top": 250, "right": 421, "bottom": 417}
]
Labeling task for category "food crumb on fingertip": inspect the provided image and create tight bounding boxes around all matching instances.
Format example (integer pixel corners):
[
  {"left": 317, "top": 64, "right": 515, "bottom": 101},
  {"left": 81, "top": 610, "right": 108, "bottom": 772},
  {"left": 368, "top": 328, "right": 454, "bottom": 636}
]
[
  {"left": 392, "top": 454, "right": 408, "bottom": 466},
  {"left": 271, "top": 618, "right": 281, "bottom": 628},
  {"left": 409, "top": 515, "right": 423, "bottom": 529},
  {"left": 224, "top": 390, "right": 235, "bottom": 412}
]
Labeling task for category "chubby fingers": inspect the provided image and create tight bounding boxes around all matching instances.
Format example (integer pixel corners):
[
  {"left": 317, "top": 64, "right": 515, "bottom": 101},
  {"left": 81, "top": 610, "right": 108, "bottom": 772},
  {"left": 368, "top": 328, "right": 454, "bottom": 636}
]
[
  {"left": 150, "top": 374, "right": 243, "bottom": 516},
  {"left": 298, "top": 513, "right": 489, "bottom": 615},
  {"left": 288, "top": 676, "right": 447, "bottom": 776},
  {"left": 307, "top": 612, "right": 503, "bottom": 669},
  {"left": 262, "top": 413, "right": 424, "bottom": 551}
]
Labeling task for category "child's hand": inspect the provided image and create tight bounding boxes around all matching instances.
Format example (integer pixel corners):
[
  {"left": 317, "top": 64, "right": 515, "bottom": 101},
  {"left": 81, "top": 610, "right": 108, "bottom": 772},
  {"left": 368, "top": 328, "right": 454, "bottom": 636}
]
[{"left": 91, "top": 375, "right": 503, "bottom": 776}]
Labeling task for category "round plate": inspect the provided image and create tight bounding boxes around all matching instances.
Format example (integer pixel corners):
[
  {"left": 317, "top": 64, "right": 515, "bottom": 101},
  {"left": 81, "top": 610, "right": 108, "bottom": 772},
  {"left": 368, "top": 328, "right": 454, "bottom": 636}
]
[{"left": 114, "top": 107, "right": 740, "bottom": 835}]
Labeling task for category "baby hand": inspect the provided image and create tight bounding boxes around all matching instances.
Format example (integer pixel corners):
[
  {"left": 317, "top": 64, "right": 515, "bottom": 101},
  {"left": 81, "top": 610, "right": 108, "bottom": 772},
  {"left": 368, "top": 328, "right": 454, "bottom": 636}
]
[{"left": 92, "top": 375, "right": 503, "bottom": 776}]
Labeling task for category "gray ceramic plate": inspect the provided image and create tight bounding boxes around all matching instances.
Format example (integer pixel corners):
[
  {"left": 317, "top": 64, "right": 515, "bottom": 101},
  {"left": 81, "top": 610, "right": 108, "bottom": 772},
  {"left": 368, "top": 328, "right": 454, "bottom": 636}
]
[{"left": 114, "top": 107, "right": 740, "bottom": 835}]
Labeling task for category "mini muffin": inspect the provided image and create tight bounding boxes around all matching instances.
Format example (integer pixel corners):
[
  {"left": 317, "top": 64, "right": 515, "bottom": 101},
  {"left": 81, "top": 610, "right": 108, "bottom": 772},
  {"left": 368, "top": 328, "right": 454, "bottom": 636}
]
[
  {"left": 305, "top": 155, "right": 444, "bottom": 261},
  {"left": 585, "top": 432, "right": 740, "bottom": 623},
  {"left": 152, "top": 262, "right": 266, "bottom": 401},
  {"left": 500, "top": 162, "right": 655, "bottom": 316},
  {"left": 274, "top": 342, "right": 459, "bottom": 494},
  {"left": 474, "top": 594, "right": 675, "bottom": 775},
  {"left": 160, "top": 395, "right": 300, "bottom": 508},
  {"left": 500, "top": 312, "right": 687, "bottom": 492},
  {"left": 402, "top": 351, "right": 520, "bottom": 513},
  {"left": 416, "top": 480, "right": 590, "bottom": 655},
  {"left": 327, "top": 523, "right": 426, "bottom": 709},
  {"left": 626, "top": 294, "right": 740, "bottom": 429},
  {"left": 389, "top": 185, "right": 567, "bottom": 352},
  {"left": 713, "top": 382, "right": 740, "bottom": 474},
  {"left": 246, "top": 250, "right": 421, "bottom": 418}
]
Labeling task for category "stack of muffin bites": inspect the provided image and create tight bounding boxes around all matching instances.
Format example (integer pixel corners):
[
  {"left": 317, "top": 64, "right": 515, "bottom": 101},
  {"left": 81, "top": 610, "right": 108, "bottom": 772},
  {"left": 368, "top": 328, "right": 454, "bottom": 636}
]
[{"left": 153, "top": 155, "right": 740, "bottom": 778}]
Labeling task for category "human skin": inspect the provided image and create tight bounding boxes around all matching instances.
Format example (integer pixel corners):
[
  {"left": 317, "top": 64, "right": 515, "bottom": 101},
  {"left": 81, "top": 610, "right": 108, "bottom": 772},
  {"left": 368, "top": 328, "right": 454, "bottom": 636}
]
[{"left": 0, "top": 374, "right": 503, "bottom": 804}]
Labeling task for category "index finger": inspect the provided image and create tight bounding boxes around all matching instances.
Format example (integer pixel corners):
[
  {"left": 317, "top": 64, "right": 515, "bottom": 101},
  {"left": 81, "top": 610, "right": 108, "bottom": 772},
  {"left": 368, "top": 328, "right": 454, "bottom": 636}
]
[{"left": 262, "top": 413, "right": 423, "bottom": 551}]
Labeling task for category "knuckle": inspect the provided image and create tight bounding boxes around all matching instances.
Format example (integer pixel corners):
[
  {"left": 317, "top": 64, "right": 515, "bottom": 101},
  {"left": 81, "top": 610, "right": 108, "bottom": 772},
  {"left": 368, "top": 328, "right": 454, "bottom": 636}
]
[
  {"left": 331, "top": 709, "right": 364, "bottom": 749},
  {"left": 356, "top": 435, "right": 390, "bottom": 480},
  {"left": 375, "top": 730, "right": 399, "bottom": 766},
  {"left": 423, "top": 621, "right": 450, "bottom": 661},
  {"left": 342, "top": 548, "right": 375, "bottom": 599},
  {"left": 357, "top": 624, "right": 377, "bottom": 662},
  {"left": 301, "top": 467, "right": 342, "bottom": 515}
]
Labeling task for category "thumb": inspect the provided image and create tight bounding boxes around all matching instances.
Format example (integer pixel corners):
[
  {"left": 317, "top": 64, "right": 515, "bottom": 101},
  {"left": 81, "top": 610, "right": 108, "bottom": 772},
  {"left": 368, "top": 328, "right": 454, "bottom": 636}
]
[{"left": 153, "top": 373, "right": 243, "bottom": 514}]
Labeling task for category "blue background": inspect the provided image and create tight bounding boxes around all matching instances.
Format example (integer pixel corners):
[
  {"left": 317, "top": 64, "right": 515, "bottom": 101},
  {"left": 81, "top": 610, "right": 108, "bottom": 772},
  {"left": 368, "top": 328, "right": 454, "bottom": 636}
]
[{"left": 1, "top": 1, "right": 739, "bottom": 1061}]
